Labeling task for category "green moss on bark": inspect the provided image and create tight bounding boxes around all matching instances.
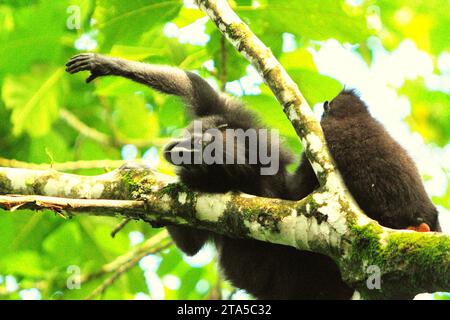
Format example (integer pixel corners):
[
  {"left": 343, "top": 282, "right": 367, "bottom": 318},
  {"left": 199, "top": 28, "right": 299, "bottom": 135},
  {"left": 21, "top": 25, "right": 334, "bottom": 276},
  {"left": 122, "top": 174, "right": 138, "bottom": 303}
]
[
  {"left": 342, "top": 223, "right": 450, "bottom": 299},
  {"left": 0, "top": 174, "right": 12, "bottom": 194}
]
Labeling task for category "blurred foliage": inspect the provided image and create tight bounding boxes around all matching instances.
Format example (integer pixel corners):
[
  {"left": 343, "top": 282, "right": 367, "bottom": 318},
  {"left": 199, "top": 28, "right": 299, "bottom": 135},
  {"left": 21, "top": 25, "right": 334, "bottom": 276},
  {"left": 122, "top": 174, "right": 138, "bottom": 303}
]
[
  {"left": 401, "top": 79, "right": 450, "bottom": 147},
  {"left": 0, "top": 0, "right": 448, "bottom": 300}
]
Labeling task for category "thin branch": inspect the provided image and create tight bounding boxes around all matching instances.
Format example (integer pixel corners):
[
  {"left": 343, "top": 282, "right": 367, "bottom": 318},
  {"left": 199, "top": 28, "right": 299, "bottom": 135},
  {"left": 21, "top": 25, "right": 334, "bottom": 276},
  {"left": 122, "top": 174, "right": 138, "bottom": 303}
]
[
  {"left": 99, "top": 96, "right": 122, "bottom": 144},
  {"left": 111, "top": 218, "right": 132, "bottom": 238},
  {"left": 84, "top": 230, "right": 172, "bottom": 299},
  {"left": 0, "top": 157, "right": 142, "bottom": 171},
  {"left": 0, "top": 230, "right": 172, "bottom": 298},
  {"left": 219, "top": 35, "right": 228, "bottom": 92},
  {"left": 60, "top": 108, "right": 169, "bottom": 148},
  {"left": 0, "top": 194, "right": 146, "bottom": 217},
  {"left": 59, "top": 108, "right": 111, "bottom": 145}
]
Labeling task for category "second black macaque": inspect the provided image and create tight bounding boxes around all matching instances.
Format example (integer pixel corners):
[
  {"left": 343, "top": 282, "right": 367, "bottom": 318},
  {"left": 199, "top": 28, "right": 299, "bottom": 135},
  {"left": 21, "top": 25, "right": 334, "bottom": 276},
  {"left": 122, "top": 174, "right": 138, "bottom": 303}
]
[
  {"left": 290, "top": 90, "right": 440, "bottom": 233},
  {"left": 66, "top": 53, "right": 439, "bottom": 299}
]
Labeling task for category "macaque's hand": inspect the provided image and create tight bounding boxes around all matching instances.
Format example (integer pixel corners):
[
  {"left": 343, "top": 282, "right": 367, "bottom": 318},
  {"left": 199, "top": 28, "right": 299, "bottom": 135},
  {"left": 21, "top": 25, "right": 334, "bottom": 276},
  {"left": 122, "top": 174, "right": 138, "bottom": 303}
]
[
  {"left": 66, "top": 53, "right": 115, "bottom": 83},
  {"left": 407, "top": 223, "right": 431, "bottom": 232}
]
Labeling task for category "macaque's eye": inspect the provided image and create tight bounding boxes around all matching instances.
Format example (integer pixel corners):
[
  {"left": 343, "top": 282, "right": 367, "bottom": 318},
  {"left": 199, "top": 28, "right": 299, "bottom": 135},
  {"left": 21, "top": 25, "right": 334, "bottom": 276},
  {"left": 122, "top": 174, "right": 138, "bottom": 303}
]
[{"left": 324, "top": 101, "right": 330, "bottom": 112}]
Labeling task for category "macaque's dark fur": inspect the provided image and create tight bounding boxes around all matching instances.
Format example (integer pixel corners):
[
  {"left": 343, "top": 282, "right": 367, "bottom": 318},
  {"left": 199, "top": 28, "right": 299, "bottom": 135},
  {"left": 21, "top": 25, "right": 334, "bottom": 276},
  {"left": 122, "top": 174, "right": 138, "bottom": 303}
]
[
  {"left": 290, "top": 90, "right": 440, "bottom": 232},
  {"left": 66, "top": 54, "right": 439, "bottom": 300}
]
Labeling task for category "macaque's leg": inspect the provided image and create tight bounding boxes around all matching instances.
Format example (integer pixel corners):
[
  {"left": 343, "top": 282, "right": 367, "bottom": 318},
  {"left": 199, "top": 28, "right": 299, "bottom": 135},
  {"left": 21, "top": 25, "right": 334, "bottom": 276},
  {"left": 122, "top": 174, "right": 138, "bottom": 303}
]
[
  {"left": 66, "top": 53, "right": 222, "bottom": 116},
  {"left": 167, "top": 226, "right": 211, "bottom": 256},
  {"left": 288, "top": 153, "right": 319, "bottom": 200}
]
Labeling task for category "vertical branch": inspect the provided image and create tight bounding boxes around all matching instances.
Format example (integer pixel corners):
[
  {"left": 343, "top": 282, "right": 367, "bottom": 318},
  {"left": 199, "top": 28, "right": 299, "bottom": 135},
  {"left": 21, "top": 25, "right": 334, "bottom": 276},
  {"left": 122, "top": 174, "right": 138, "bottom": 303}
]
[
  {"left": 219, "top": 35, "right": 228, "bottom": 92},
  {"left": 195, "top": 0, "right": 347, "bottom": 193}
]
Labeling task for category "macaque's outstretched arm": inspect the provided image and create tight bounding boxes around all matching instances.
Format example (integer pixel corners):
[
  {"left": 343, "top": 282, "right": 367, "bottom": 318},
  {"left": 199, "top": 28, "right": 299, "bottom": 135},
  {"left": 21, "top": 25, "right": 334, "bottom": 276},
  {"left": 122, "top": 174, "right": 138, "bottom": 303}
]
[{"left": 66, "top": 53, "right": 222, "bottom": 117}]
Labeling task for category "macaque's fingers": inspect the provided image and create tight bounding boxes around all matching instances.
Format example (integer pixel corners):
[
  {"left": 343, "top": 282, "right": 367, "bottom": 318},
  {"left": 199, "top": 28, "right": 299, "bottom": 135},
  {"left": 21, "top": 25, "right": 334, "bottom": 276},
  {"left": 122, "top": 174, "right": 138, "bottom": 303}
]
[
  {"left": 86, "top": 73, "right": 98, "bottom": 83},
  {"left": 65, "top": 53, "right": 94, "bottom": 67},
  {"left": 66, "top": 61, "right": 92, "bottom": 74}
]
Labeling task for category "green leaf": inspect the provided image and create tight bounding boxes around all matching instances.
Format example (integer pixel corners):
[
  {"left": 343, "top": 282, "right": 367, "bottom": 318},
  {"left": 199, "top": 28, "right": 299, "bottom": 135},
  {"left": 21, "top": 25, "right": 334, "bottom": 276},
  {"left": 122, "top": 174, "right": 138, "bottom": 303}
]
[
  {"left": 110, "top": 45, "right": 164, "bottom": 60},
  {"left": 280, "top": 48, "right": 317, "bottom": 71},
  {"left": 114, "top": 94, "right": 159, "bottom": 140},
  {"left": 157, "top": 247, "right": 182, "bottom": 276},
  {"left": 173, "top": 7, "right": 206, "bottom": 28},
  {"left": 242, "top": 94, "right": 298, "bottom": 139},
  {"left": 288, "top": 68, "right": 342, "bottom": 106},
  {"left": 94, "top": 77, "right": 149, "bottom": 97},
  {"left": 178, "top": 268, "right": 204, "bottom": 298},
  {"left": 401, "top": 79, "right": 450, "bottom": 147},
  {"left": 237, "top": 0, "right": 371, "bottom": 44},
  {"left": 281, "top": 49, "right": 343, "bottom": 104},
  {"left": 94, "top": 0, "right": 182, "bottom": 49},
  {"left": 206, "top": 29, "right": 248, "bottom": 81},
  {"left": 375, "top": 0, "right": 450, "bottom": 55},
  {"left": 2, "top": 67, "right": 64, "bottom": 137},
  {"left": 0, "top": 251, "right": 46, "bottom": 278},
  {"left": 158, "top": 96, "right": 186, "bottom": 129},
  {"left": 87, "top": 223, "right": 130, "bottom": 257},
  {"left": 125, "top": 266, "right": 148, "bottom": 294},
  {"left": 43, "top": 222, "right": 84, "bottom": 266},
  {"left": 0, "top": 0, "right": 69, "bottom": 74},
  {"left": 0, "top": 210, "right": 63, "bottom": 257}
]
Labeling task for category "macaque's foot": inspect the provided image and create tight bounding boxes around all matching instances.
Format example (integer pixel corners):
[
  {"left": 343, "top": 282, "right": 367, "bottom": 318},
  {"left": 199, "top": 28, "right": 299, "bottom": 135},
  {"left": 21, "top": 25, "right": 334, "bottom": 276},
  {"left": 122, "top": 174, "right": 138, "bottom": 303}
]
[
  {"left": 406, "top": 223, "right": 431, "bottom": 232},
  {"left": 65, "top": 53, "right": 114, "bottom": 83}
]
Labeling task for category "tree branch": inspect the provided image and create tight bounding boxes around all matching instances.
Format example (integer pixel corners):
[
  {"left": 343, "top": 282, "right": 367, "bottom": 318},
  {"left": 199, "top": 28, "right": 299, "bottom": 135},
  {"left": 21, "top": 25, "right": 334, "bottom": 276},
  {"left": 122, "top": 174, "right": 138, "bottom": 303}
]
[
  {"left": 0, "top": 230, "right": 172, "bottom": 298},
  {"left": 60, "top": 108, "right": 168, "bottom": 148},
  {"left": 84, "top": 230, "right": 172, "bottom": 300},
  {"left": 0, "top": 157, "right": 149, "bottom": 172},
  {"left": 219, "top": 35, "right": 228, "bottom": 92},
  {"left": 195, "top": 0, "right": 344, "bottom": 190},
  {"left": 0, "top": 166, "right": 448, "bottom": 298}
]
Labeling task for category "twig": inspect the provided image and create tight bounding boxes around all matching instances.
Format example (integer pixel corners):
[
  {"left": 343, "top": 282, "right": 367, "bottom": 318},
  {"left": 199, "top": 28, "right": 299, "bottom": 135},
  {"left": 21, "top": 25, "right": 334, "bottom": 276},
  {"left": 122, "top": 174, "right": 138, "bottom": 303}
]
[
  {"left": 0, "top": 195, "right": 146, "bottom": 217},
  {"left": 111, "top": 218, "right": 132, "bottom": 238},
  {"left": 219, "top": 35, "right": 228, "bottom": 92},
  {"left": 60, "top": 108, "right": 168, "bottom": 148},
  {"left": 0, "top": 231, "right": 172, "bottom": 298},
  {"left": 84, "top": 230, "right": 172, "bottom": 300},
  {"left": 60, "top": 108, "right": 112, "bottom": 145},
  {"left": 0, "top": 157, "right": 141, "bottom": 171}
]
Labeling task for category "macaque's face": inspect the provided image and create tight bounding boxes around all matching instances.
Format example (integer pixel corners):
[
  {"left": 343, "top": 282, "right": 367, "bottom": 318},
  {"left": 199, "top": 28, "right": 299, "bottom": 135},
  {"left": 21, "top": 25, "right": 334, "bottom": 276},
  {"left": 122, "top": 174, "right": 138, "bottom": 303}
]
[
  {"left": 163, "top": 115, "right": 283, "bottom": 180},
  {"left": 163, "top": 116, "right": 229, "bottom": 168}
]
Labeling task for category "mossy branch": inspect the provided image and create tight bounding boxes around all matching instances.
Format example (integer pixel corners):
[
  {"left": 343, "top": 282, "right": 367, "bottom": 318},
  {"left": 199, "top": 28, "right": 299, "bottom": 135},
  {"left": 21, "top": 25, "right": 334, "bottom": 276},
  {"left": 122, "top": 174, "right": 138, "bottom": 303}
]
[
  {"left": 0, "top": 166, "right": 448, "bottom": 298},
  {"left": 195, "top": 0, "right": 345, "bottom": 190}
]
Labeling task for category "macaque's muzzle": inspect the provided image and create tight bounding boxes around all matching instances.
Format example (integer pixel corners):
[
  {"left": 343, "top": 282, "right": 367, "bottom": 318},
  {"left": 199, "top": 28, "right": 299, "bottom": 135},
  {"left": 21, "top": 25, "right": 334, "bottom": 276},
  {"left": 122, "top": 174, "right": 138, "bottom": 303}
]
[{"left": 163, "top": 138, "right": 201, "bottom": 166}]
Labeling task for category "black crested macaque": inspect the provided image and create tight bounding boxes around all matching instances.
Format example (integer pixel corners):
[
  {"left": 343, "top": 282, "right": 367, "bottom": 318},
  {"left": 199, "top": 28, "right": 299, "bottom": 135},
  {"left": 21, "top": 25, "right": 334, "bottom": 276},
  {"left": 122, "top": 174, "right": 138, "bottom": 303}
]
[
  {"left": 289, "top": 90, "right": 440, "bottom": 233},
  {"left": 66, "top": 53, "right": 440, "bottom": 299}
]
